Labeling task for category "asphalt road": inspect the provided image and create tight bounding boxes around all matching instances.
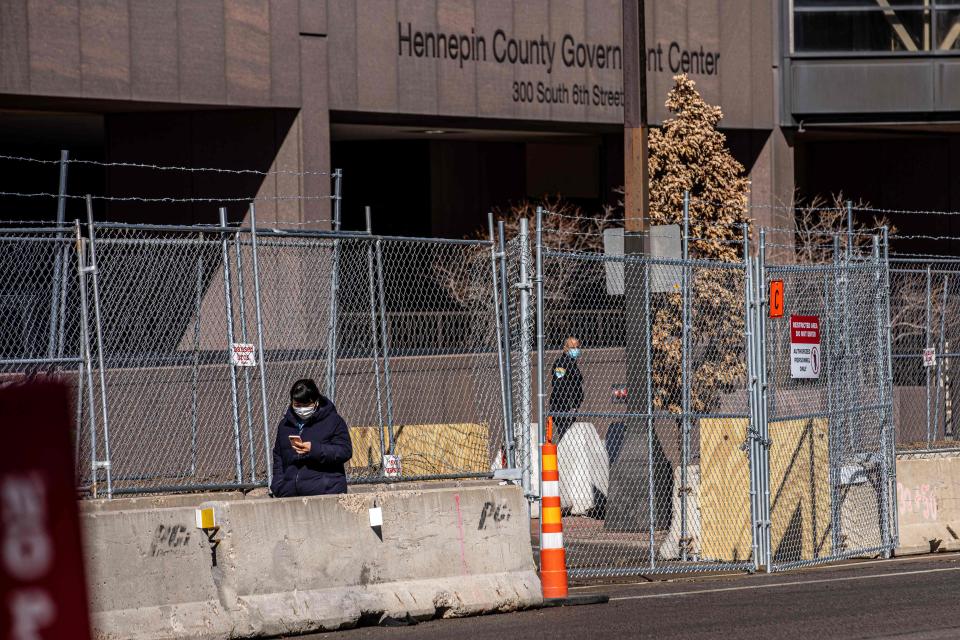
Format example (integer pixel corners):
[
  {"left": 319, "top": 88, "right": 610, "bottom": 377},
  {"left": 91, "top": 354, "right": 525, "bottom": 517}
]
[{"left": 301, "top": 553, "right": 960, "bottom": 640}]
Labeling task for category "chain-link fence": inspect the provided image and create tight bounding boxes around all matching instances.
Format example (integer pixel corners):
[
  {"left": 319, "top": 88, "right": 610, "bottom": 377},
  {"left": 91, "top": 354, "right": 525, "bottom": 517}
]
[
  {"left": 512, "top": 208, "right": 896, "bottom": 576},
  {"left": 1, "top": 215, "right": 505, "bottom": 496},
  {"left": 889, "top": 258, "right": 960, "bottom": 450}
]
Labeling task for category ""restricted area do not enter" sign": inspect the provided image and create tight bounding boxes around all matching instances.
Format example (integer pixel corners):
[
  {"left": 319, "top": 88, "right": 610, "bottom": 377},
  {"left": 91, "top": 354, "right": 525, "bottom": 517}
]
[{"left": 790, "top": 315, "right": 821, "bottom": 379}]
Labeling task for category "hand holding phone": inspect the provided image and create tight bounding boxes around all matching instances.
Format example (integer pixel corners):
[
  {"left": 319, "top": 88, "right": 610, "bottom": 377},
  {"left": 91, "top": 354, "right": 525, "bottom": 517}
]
[
  {"left": 288, "top": 435, "right": 303, "bottom": 445},
  {"left": 289, "top": 434, "right": 311, "bottom": 455}
]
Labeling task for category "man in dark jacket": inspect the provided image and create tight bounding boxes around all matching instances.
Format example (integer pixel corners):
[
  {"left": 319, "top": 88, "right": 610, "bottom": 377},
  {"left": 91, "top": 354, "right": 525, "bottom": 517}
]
[
  {"left": 270, "top": 378, "right": 353, "bottom": 497},
  {"left": 549, "top": 336, "right": 584, "bottom": 443}
]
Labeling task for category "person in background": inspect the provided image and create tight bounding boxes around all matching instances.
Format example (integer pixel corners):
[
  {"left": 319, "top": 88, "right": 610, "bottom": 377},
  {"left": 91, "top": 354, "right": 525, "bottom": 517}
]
[
  {"left": 549, "top": 336, "right": 584, "bottom": 443},
  {"left": 270, "top": 378, "right": 352, "bottom": 497}
]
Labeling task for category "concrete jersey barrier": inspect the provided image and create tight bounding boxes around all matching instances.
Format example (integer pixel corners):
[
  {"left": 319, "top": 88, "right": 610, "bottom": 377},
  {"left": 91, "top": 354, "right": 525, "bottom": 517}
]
[
  {"left": 895, "top": 452, "right": 960, "bottom": 556},
  {"left": 85, "top": 483, "right": 540, "bottom": 639}
]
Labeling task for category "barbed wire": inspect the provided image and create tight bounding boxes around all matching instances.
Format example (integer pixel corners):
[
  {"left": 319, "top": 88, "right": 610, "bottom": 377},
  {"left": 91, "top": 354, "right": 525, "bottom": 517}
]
[
  {"left": 0, "top": 153, "right": 335, "bottom": 177},
  {"left": 0, "top": 191, "right": 335, "bottom": 203}
]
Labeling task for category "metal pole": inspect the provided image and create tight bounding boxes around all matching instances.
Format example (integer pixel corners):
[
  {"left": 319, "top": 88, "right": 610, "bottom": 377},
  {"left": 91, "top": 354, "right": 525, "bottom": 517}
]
[
  {"left": 74, "top": 220, "right": 100, "bottom": 498},
  {"left": 47, "top": 150, "right": 69, "bottom": 360},
  {"left": 645, "top": 257, "right": 655, "bottom": 572},
  {"left": 535, "top": 205, "right": 546, "bottom": 557},
  {"left": 681, "top": 190, "right": 690, "bottom": 561},
  {"left": 218, "top": 207, "right": 244, "bottom": 485},
  {"left": 190, "top": 248, "right": 203, "bottom": 477},
  {"left": 326, "top": 172, "right": 343, "bottom": 402},
  {"left": 498, "top": 220, "right": 517, "bottom": 468},
  {"left": 934, "top": 275, "right": 949, "bottom": 444},
  {"left": 873, "top": 236, "right": 891, "bottom": 556},
  {"left": 375, "top": 238, "right": 396, "bottom": 455},
  {"left": 830, "top": 233, "right": 843, "bottom": 554},
  {"left": 518, "top": 217, "right": 533, "bottom": 495},
  {"left": 366, "top": 207, "right": 387, "bottom": 462},
  {"left": 882, "top": 226, "right": 899, "bottom": 548},
  {"left": 926, "top": 265, "right": 933, "bottom": 447},
  {"left": 743, "top": 224, "right": 760, "bottom": 572},
  {"left": 489, "top": 214, "right": 510, "bottom": 469},
  {"left": 535, "top": 207, "right": 546, "bottom": 447},
  {"left": 84, "top": 196, "right": 112, "bottom": 498},
  {"left": 234, "top": 232, "right": 257, "bottom": 482},
  {"left": 846, "top": 200, "right": 853, "bottom": 262},
  {"left": 248, "top": 204, "right": 272, "bottom": 481},
  {"left": 758, "top": 228, "right": 772, "bottom": 571}
]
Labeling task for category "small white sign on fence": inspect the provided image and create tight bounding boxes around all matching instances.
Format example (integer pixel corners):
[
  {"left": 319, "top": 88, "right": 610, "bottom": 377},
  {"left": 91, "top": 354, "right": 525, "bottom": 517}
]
[
  {"left": 383, "top": 454, "right": 402, "bottom": 478},
  {"left": 923, "top": 347, "right": 936, "bottom": 368},
  {"left": 790, "top": 315, "right": 821, "bottom": 379},
  {"left": 231, "top": 343, "right": 257, "bottom": 367}
]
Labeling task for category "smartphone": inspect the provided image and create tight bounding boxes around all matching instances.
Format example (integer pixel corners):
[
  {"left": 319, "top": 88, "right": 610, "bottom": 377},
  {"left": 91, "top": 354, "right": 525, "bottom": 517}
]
[{"left": 288, "top": 435, "right": 303, "bottom": 445}]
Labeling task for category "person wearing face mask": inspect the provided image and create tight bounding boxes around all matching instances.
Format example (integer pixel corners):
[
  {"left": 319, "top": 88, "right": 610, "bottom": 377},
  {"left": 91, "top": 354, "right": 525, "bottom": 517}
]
[
  {"left": 549, "top": 336, "right": 584, "bottom": 443},
  {"left": 270, "top": 378, "right": 353, "bottom": 497}
]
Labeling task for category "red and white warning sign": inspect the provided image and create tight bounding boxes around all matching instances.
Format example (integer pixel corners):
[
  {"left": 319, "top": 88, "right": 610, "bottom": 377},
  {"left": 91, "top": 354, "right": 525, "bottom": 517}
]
[
  {"left": 383, "top": 454, "right": 402, "bottom": 478},
  {"left": 790, "top": 315, "right": 821, "bottom": 379},
  {"left": 231, "top": 343, "right": 256, "bottom": 367}
]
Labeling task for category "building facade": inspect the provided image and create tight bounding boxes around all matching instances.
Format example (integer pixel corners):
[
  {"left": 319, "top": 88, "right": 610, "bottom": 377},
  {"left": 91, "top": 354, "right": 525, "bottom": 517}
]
[{"left": 0, "top": 1, "right": 958, "bottom": 241}]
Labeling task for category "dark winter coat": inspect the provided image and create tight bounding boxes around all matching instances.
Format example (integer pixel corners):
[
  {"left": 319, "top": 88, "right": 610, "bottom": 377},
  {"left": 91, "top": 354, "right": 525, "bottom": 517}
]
[
  {"left": 549, "top": 352, "right": 584, "bottom": 412},
  {"left": 270, "top": 397, "right": 353, "bottom": 497}
]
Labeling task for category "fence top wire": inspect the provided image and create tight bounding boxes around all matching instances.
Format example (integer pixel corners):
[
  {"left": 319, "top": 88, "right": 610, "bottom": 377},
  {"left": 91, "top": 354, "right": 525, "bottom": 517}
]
[
  {"left": 0, "top": 191, "right": 335, "bottom": 203},
  {"left": 0, "top": 153, "right": 337, "bottom": 178}
]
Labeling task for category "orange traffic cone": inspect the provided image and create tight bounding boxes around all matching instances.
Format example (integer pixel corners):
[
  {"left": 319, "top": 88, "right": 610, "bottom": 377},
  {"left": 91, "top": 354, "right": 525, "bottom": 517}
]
[
  {"left": 540, "top": 434, "right": 568, "bottom": 599},
  {"left": 539, "top": 417, "right": 609, "bottom": 607}
]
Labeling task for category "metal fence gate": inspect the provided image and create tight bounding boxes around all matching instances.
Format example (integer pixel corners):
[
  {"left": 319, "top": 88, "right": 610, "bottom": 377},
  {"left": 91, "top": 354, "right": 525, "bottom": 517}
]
[{"left": 513, "top": 208, "right": 896, "bottom": 576}]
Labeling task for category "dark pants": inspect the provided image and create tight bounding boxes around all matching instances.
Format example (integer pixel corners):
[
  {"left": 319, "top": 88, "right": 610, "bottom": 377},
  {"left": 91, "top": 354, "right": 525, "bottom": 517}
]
[{"left": 553, "top": 415, "right": 575, "bottom": 443}]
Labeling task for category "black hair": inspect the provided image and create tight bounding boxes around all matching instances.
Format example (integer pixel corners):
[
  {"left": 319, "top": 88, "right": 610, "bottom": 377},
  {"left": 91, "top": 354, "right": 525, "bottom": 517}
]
[{"left": 290, "top": 378, "right": 321, "bottom": 404}]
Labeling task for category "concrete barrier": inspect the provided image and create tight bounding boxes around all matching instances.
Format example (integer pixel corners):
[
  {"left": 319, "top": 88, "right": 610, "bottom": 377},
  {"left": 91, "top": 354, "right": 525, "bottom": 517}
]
[
  {"left": 84, "top": 483, "right": 540, "bottom": 639},
  {"left": 896, "top": 451, "right": 960, "bottom": 556}
]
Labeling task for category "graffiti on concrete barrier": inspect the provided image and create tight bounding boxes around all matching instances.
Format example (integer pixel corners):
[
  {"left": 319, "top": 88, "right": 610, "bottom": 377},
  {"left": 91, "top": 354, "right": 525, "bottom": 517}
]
[
  {"left": 898, "top": 482, "right": 938, "bottom": 521},
  {"left": 478, "top": 501, "right": 511, "bottom": 530},
  {"left": 150, "top": 524, "right": 192, "bottom": 557}
]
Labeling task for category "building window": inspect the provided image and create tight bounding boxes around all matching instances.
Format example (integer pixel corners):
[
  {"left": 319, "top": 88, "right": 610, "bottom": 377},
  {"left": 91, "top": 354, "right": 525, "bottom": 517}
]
[{"left": 792, "top": 0, "right": 960, "bottom": 54}]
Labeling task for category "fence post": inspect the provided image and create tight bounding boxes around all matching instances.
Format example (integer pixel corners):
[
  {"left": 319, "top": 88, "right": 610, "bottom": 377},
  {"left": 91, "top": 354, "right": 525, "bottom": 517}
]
[
  {"left": 375, "top": 238, "right": 396, "bottom": 457},
  {"left": 645, "top": 252, "right": 655, "bottom": 572},
  {"left": 926, "top": 265, "right": 933, "bottom": 446},
  {"left": 518, "top": 217, "right": 533, "bottom": 497},
  {"left": 882, "top": 226, "right": 899, "bottom": 548},
  {"left": 218, "top": 207, "right": 244, "bottom": 485},
  {"left": 872, "top": 235, "right": 892, "bottom": 557},
  {"left": 48, "top": 149, "right": 69, "bottom": 360},
  {"left": 534, "top": 205, "right": 546, "bottom": 555},
  {"left": 84, "top": 196, "right": 113, "bottom": 498},
  {"left": 249, "top": 204, "right": 272, "bottom": 483},
  {"left": 758, "top": 227, "right": 772, "bottom": 571},
  {"left": 743, "top": 223, "right": 761, "bottom": 572},
  {"left": 934, "top": 275, "right": 950, "bottom": 445},
  {"left": 488, "top": 214, "right": 511, "bottom": 469},
  {"left": 498, "top": 220, "right": 516, "bottom": 469},
  {"left": 75, "top": 220, "right": 100, "bottom": 497},
  {"left": 830, "top": 233, "right": 843, "bottom": 554},
  {"left": 680, "top": 190, "right": 690, "bottom": 561},
  {"left": 365, "top": 207, "right": 387, "bottom": 463},
  {"left": 190, "top": 246, "right": 203, "bottom": 476},
  {"left": 326, "top": 171, "right": 343, "bottom": 402},
  {"left": 234, "top": 232, "right": 257, "bottom": 482}
]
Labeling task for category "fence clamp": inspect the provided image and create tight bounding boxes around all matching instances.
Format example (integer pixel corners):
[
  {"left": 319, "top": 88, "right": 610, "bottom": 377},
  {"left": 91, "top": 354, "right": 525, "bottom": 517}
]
[{"left": 93, "top": 460, "right": 111, "bottom": 470}]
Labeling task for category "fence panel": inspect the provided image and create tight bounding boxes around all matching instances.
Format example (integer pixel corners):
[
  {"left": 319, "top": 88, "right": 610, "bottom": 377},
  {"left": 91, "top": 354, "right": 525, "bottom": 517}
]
[
  {"left": 889, "top": 259, "right": 960, "bottom": 450},
  {"left": 763, "top": 253, "right": 894, "bottom": 571},
  {"left": 537, "top": 242, "right": 756, "bottom": 577}
]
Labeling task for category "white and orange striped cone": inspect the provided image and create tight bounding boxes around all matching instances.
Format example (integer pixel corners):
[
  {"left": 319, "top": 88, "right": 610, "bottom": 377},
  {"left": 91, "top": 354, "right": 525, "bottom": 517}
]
[
  {"left": 540, "top": 438, "right": 568, "bottom": 599},
  {"left": 539, "top": 417, "right": 608, "bottom": 607}
]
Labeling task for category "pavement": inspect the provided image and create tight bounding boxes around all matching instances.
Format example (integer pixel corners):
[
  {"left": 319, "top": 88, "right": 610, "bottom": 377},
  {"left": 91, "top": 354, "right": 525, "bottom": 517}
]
[{"left": 299, "top": 552, "right": 960, "bottom": 640}]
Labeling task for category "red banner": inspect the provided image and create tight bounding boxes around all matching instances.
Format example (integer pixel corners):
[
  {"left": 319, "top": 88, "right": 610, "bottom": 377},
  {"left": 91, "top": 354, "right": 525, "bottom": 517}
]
[
  {"left": 790, "top": 315, "right": 821, "bottom": 345},
  {"left": 0, "top": 381, "right": 91, "bottom": 640}
]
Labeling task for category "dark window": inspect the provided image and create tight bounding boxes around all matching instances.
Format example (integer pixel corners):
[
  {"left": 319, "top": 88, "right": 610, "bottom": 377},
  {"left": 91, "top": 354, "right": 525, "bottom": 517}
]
[{"left": 791, "top": 1, "right": 960, "bottom": 54}]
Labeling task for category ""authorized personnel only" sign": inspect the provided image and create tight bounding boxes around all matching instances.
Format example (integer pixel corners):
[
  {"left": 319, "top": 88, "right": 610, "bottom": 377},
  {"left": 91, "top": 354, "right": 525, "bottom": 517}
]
[{"left": 790, "top": 315, "right": 821, "bottom": 379}]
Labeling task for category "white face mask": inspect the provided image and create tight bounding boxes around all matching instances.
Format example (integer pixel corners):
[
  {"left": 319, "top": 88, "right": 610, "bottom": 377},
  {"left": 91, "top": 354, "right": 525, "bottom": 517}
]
[{"left": 292, "top": 404, "right": 317, "bottom": 419}]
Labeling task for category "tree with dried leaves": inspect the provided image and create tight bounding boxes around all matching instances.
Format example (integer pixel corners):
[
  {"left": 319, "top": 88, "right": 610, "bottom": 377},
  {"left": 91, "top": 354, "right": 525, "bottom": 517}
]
[{"left": 647, "top": 74, "right": 751, "bottom": 416}]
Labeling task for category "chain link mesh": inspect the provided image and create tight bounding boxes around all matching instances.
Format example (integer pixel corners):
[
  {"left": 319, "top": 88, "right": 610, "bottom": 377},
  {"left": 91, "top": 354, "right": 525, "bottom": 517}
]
[{"left": 889, "top": 259, "right": 960, "bottom": 450}]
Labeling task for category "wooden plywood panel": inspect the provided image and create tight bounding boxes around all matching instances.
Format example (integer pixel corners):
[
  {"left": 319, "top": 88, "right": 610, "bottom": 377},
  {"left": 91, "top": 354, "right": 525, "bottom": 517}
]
[
  {"left": 349, "top": 422, "right": 490, "bottom": 476},
  {"left": 700, "top": 418, "right": 752, "bottom": 562},
  {"left": 768, "top": 418, "right": 831, "bottom": 563},
  {"left": 700, "top": 417, "right": 832, "bottom": 564}
]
